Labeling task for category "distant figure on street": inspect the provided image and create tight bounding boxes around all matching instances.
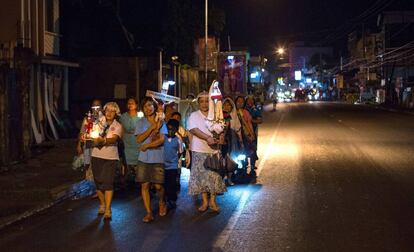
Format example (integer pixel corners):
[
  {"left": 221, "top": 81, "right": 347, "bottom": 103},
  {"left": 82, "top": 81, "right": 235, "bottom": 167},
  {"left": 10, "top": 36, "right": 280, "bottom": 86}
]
[{"left": 272, "top": 91, "right": 278, "bottom": 112}]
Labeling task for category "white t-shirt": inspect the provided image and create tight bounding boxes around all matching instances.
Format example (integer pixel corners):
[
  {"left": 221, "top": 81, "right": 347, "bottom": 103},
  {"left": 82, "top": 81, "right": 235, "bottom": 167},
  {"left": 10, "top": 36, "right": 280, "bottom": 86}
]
[
  {"left": 187, "top": 110, "right": 214, "bottom": 154},
  {"left": 91, "top": 120, "right": 122, "bottom": 160}
]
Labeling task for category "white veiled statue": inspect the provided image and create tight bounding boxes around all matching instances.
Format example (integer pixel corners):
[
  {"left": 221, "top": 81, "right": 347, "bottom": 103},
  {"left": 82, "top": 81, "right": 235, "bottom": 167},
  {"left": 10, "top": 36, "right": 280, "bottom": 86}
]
[{"left": 205, "top": 80, "right": 226, "bottom": 135}]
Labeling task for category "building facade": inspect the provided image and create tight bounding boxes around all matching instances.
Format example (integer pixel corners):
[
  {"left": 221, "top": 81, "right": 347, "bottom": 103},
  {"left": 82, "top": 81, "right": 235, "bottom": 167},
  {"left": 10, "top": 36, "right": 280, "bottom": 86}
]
[{"left": 0, "top": 0, "right": 78, "bottom": 166}]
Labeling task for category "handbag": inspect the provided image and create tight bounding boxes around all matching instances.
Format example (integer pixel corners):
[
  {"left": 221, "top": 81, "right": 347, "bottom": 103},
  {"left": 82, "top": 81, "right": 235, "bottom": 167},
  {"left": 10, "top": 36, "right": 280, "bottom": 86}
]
[
  {"left": 225, "top": 154, "right": 238, "bottom": 172},
  {"left": 72, "top": 154, "right": 84, "bottom": 171},
  {"left": 204, "top": 153, "right": 224, "bottom": 173}
]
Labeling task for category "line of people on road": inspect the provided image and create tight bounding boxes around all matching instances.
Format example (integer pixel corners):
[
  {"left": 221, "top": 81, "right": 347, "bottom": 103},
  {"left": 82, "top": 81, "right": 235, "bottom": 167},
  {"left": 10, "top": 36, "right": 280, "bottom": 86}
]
[{"left": 77, "top": 92, "right": 263, "bottom": 223}]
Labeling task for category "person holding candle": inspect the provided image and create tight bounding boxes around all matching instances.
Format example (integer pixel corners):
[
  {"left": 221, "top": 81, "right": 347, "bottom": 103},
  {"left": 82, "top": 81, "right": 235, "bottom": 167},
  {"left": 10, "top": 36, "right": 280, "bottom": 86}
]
[{"left": 88, "top": 102, "right": 122, "bottom": 220}]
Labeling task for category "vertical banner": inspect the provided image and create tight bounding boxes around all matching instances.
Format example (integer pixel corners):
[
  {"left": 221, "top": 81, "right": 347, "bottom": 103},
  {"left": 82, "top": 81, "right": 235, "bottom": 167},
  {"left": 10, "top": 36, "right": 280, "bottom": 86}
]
[{"left": 218, "top": 53, "right": 246, "bottom": 95}]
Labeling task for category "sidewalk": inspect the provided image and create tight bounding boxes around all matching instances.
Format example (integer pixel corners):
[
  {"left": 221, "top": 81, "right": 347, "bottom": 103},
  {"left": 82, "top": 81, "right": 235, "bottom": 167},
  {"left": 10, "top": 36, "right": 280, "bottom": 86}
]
[
  {"left": 356, "top": 102, "right": 414, "bottom": 116},
  {"left": 0, "top": 139, "right": 87, "bottom": 230}
]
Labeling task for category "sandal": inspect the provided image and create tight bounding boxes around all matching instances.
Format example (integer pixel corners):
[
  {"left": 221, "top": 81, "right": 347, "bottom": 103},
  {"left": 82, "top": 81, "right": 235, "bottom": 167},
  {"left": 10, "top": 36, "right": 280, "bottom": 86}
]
[
  {"left": 104, "top": 210, "right": 112, "bottom": 220},
  {"left": 142, "top": 213, "right": 154, "bottom": 223},
  {"left": 198, "top": 205, "right": 208, "bottom": 212},
  {"left": 98, "top": 205, "right": 105, "bottom": 215},
  {"left": 159, "top": 202, "right": 167, "bottom": 217},
  {"left": 209, "top": 205, "right": 221, "bottom": 213}
]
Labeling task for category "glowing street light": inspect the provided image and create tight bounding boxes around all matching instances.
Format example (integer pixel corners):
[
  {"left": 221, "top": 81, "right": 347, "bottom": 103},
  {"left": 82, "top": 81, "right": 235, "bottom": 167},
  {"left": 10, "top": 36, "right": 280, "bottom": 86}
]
[{"left": 277, "top": 47, "right": 285, "bottom": 55}]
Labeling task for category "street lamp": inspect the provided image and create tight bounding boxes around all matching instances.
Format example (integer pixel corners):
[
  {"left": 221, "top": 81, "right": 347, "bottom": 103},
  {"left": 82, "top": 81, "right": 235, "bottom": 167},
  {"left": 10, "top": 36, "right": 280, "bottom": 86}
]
[
  {"left": 204, "top": 0, "right": 208, "bottom": 91},
  {"left": 171, "top": 56, "right": 180, "bottom": 97},
  {"left": 276, "top": 47, "right": 286, "bottom": 60}
]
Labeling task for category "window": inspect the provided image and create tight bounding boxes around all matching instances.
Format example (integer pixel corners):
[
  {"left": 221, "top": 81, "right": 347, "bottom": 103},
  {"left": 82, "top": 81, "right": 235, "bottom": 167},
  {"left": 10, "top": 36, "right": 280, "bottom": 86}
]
[
  {"left": 46, "top": 0, "right": 54, "bottom": 32},
  {"left": 114, "top": 84, "right": 127, "bottom": 99}
]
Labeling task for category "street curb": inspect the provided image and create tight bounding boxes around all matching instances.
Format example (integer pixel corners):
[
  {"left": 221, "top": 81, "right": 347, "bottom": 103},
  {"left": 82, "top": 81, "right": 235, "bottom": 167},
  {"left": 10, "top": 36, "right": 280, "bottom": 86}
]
[
  {"left": 0, "top": 179, "right": 91, "bottom": 231},
  {"left": 356, "top": 103, "right": 414, "bottom": 116}
]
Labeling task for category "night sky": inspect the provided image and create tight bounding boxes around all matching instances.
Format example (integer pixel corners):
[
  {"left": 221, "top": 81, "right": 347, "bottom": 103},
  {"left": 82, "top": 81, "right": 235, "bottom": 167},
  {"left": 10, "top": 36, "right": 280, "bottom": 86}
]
[
  {"left": 216, "top": 0, "right": 413, "bottom": 54},
  {"left": 62, "top": 0, "right": 414, "bottom": 60}
]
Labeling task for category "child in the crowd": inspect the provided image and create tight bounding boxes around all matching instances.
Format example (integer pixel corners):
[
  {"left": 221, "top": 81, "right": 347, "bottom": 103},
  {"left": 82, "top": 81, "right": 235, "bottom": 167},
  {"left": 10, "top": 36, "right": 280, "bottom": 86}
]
[
  {"left": 171, "top": 112, "right": 186, "bottom": 140},
  {"left": 163, "top": 119, "right": 183, "bottom": 208},
  {"left": 170, "top": 112, "right": 190, "bottom": 189}
]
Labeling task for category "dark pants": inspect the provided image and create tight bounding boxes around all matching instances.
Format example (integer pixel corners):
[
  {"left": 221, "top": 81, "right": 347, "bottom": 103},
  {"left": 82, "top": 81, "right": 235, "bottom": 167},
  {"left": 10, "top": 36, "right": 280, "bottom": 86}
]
[{"left": 164, "top": 169, "right": 178, "bottom": 202}]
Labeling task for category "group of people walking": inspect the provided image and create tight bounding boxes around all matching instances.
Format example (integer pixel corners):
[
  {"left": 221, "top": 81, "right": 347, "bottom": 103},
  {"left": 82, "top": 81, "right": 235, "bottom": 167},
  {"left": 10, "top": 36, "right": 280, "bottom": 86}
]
[{"left": 77, "top": 92, "right": 263, "bottom": 223}]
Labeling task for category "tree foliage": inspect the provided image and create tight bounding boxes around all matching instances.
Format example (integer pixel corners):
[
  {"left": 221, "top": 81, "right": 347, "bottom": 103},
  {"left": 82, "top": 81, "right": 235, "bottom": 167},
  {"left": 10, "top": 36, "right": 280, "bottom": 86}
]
[{"left": 62, "top": 0, "right": 226, "bottom": 64}]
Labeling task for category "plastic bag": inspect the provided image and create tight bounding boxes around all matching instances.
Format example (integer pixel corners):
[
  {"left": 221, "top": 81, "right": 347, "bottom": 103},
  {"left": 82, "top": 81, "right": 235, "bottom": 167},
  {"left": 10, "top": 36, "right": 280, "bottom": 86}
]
[
  {"left": 85, "top": 166, "right": 94, "bottom": 181},
  {"left": 72, "top": 154, "right": 84, "bottom": 171}
]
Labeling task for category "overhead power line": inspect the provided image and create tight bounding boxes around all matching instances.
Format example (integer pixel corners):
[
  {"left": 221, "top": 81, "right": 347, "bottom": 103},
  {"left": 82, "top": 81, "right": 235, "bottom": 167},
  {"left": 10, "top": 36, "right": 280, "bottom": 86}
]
[{"left": 319, "top": 0, "right": 396, "bottom": 46}]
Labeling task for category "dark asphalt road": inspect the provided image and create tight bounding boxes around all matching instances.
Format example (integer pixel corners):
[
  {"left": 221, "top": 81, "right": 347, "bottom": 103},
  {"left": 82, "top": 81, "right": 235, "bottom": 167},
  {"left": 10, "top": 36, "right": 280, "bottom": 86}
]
[{"left": 1, "top": 102, "right": 414, "bottom": 252}]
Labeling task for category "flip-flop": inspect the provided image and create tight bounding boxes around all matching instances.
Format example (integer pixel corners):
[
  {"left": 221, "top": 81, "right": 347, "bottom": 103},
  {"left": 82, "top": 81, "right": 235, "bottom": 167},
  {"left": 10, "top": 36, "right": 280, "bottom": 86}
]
[
  {"left": 159, "top": 203, "right": 167, "bottom": 216},
  {"left": 142, "top": 214, "right": 154, "bottom": 223},
  {"left": 98, "top": 206, "right": 105, "bottom": 215},
  {"left": 198, "top": 205, "right": 208, "bottom": 212},
  {"left": 209, "top": 206, "right": 221, "bottom": 213},
  {"left": 104, "top": 210, "right": 112, "bottom": 220}
]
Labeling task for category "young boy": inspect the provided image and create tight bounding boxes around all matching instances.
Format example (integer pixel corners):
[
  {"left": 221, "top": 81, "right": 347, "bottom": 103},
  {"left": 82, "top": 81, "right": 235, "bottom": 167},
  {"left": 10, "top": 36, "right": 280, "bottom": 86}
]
[
  {"left": 163, "top": 119, "right": 183, "bottom": 208},
  {"left": 170, "top": 112, "right": 190, "bottom": 190},
  {"left": 171, "top": 112, "right": 187, "bottom": 140}
]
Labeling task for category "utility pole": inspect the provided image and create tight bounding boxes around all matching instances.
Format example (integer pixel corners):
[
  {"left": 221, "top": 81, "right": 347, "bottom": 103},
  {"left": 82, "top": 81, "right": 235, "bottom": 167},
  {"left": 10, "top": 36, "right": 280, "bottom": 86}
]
[
  {"left": 159, "top": 50, "right": 163, "bottom": 92},
  {"left": 204, "top": 0, "right": 208, "bottom": 91}
]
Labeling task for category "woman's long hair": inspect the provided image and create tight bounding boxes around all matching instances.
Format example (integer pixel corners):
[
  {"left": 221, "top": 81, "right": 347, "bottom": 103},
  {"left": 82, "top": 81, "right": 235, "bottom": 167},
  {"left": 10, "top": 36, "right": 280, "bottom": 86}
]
[
  {"left": 234, "top": 96, "right": 246, "bottom": 109},
  {"left": 223, "top": 98, "right": 241, "bottom": 132}
]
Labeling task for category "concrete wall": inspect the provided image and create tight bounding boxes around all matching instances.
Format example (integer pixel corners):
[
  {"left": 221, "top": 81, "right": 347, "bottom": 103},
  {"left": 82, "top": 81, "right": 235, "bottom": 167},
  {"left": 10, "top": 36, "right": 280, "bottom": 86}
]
[
  {"left": 0, "top": 1, "right": 20, "bottom": 42},
  {"left": 0, "top": 0, "right": 61, "bottom": 58},
  {"left": 70, "top": 57, "right": 160, "bottom": 126}
]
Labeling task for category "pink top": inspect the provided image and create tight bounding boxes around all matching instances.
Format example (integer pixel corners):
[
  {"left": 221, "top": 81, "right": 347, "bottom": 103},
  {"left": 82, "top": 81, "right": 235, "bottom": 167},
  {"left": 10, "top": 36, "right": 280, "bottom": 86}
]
[
  {"left": 239, "top": 109, "right": 252, "bottom": 123},
  {"left": 238, "top": 109, "right": 254, "bottom": 137}
]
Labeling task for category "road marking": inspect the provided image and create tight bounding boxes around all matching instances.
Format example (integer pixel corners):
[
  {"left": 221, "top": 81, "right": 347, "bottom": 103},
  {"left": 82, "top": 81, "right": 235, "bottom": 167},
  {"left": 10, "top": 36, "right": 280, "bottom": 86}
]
[
  {"left": 213, "top": 115, "right": 284, "bottom": 250},
  {"left": 213, "top": 189, "right": 252, "bottom": 250},
  {"left": 257, "top": 115, "right": 284, "bottom": 177}
]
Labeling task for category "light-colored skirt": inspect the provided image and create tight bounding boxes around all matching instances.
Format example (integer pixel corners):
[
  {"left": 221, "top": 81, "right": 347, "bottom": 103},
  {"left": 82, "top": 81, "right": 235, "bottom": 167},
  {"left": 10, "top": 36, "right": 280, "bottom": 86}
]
[{"left": 188, "top": 151, "right": 227, "bottom": 195}]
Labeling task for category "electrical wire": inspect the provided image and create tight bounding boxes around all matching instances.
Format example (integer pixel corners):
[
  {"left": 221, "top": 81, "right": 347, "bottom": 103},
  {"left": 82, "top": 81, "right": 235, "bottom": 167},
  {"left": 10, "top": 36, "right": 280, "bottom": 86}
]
[{"left": 320, "top": 0, "right": 395, "bottom": 46}]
